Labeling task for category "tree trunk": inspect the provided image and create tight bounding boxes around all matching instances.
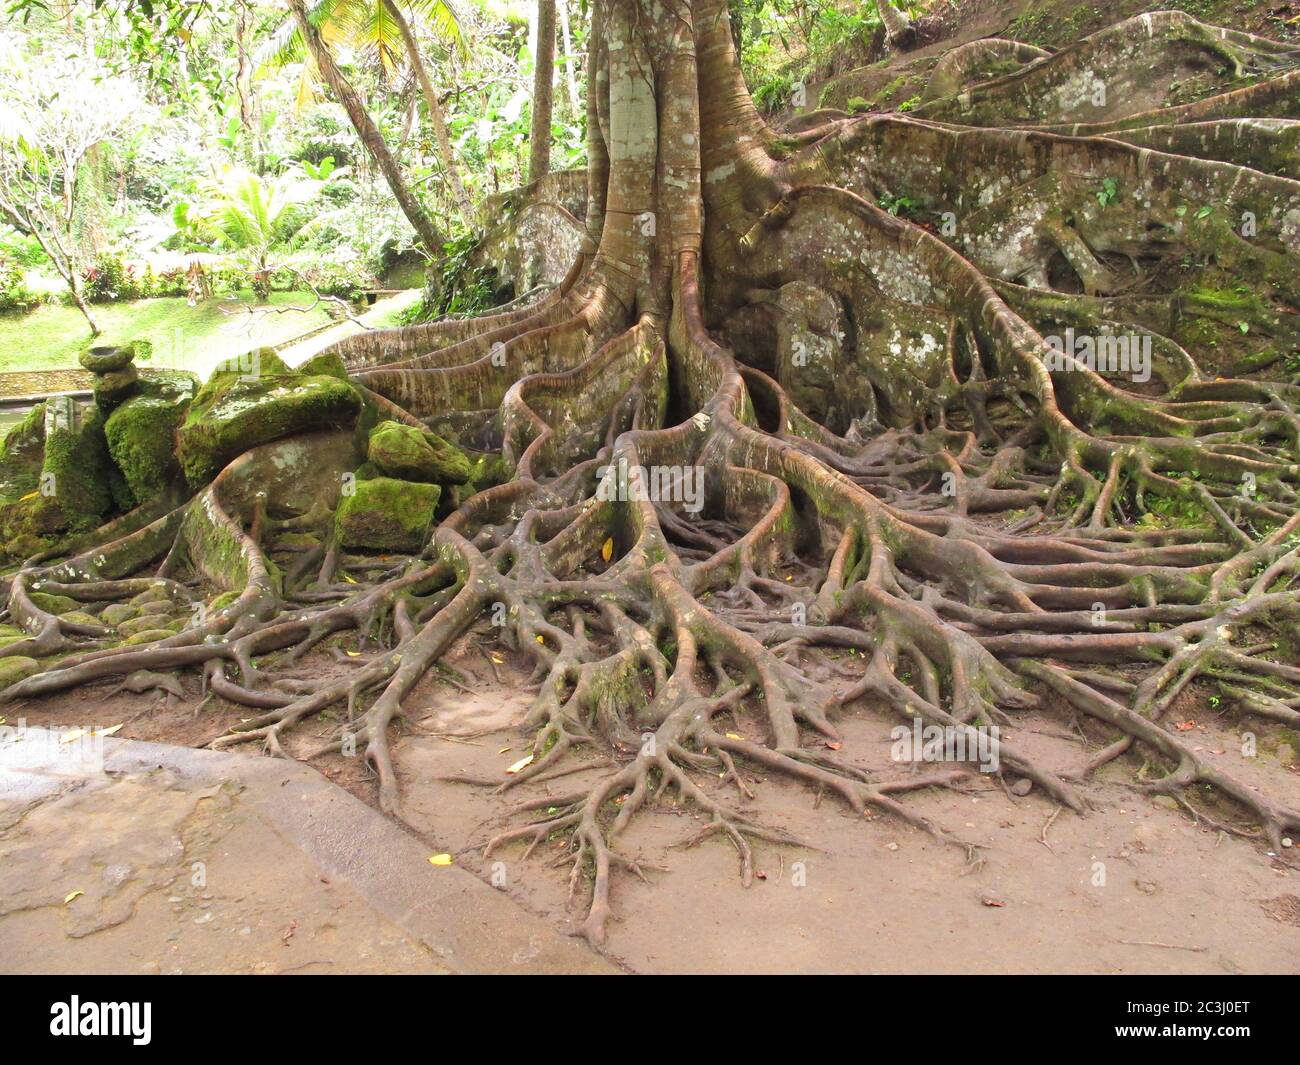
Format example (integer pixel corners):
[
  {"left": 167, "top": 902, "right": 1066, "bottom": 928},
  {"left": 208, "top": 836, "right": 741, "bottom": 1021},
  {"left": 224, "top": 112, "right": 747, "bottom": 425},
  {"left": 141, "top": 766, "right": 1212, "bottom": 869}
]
[
  {"left": 381, "top": 0, "right": 473, "bottom": 221},
  {"left": 69, "top": 280, "right": 99, "bottom": 336},
  {"left": 287, "top": 0, "right": 443, "bottom": 252},
  {"left": 875, "top": 0, "right": 915, "bottom": 48},
  {"left": 528, "top": 0, "right": 556, "bottom": 184},
  {"left": 557, "top": 0, "right": 580, "bottom": 117}
]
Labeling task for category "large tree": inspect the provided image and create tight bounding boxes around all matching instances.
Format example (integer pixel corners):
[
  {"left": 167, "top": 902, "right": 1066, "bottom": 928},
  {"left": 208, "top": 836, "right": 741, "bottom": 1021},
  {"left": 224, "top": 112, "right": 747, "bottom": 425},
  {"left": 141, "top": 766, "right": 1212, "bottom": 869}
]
[{"left": 3, "top": 3, "right": 1300, "bottom": 949}]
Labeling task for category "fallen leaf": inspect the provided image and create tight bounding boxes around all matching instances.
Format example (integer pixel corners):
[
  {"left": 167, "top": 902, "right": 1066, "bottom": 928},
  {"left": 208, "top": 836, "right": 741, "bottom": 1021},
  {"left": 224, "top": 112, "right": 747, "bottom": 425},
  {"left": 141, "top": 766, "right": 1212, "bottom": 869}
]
[
  {"left": 982, "top": 897, "right": 1006, "bottom": 908},
  {"left": 428, "top": 853, "right": 453, "bottom": 866},
  {"left": 59, "top": 729, "right": 87, "bottom": 744},
  {"left": 282, "top": 919, "right": 298, "bottom": 942},
  {"left": 1175, "top": 720, "right": 1196, "bottom": 732},
  {"left": 535, "top": 634, "right": 545, "bottom": 644},
  {"left": 506, "top": 754, "right": 534, "bottom": 774},
  {"left": 724, "top": 731, "right": 743, "bottom": 740},
  {"left": 92, "top": 724, "right": 122, "bottom": 738},
  {"left": 601, "top": 537, "right": 614, "bottom": 562},
  {"left": 825, "top": 741, "right": 842, "bottom": 751},
  {"left": 344, "top": 650, "right": 361, "bottom": 658},
  {"left": 497, "top": 746, "right": 512, "bottom": 754},
  {"left": 64, "top": 890, "right": 83, "bottom": 905},
  {"left": 489, "top": 652, "right": 504, "bottom": 664}
]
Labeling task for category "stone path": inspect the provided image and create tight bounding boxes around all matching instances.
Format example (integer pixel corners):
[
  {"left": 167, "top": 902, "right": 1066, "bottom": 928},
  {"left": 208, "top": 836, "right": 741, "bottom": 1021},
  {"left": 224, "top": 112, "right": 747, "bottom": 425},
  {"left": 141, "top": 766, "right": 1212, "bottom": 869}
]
[{"left": 0, "top": 727, "right": 616, "bottom": 975}]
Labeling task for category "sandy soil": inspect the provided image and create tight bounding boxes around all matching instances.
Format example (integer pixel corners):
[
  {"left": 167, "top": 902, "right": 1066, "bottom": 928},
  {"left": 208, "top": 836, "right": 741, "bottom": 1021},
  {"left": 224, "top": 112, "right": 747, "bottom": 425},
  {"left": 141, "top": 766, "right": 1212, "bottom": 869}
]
[{"left": 8, "top": 627, "right": 1299, "bottom": 974}]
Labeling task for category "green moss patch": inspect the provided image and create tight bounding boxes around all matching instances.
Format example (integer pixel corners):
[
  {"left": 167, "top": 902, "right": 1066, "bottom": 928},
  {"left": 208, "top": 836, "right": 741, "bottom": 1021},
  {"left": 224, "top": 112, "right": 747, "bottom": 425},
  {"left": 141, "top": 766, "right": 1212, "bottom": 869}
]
[
  {"left": 19, "top": 399, "right": 117, "bottom": 538},
  {"left": 99, "top": 603, "right": 139, "bottom": 626},
  {"left": 335, "top": 476, "right": 440, "bottom": 552},
  {"left": 27, "top": 591, "right": 79, "bottom": 615},
  {"left": 105, "top": 393, "right": 188, "bottom": 506},
  {"left": 296, "top": 351, "right": 350, "bottom": 381},
  {"left": 178, "top": 353, "right": 361, "bottom": 486},
  {"left": 123, "top": 628, "right": 176, "bottom": 646},
  {"left": 368, "top": 421, "right": 471, "bottom": 485},
  {"left": 0, "top": 401, "right": 47, "bottom": 506},
  {"left": 0, "top": 656, "right": 39, "bottom": 687}
]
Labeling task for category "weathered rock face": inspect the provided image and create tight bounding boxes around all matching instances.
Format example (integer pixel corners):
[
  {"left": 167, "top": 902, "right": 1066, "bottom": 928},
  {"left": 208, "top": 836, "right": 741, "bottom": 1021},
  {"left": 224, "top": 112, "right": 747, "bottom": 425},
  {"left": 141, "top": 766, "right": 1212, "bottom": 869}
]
[
  {"left": 723, "top": 281, "right": 950, "bottom": 433},
  {"left": 469, "top": 168, "right": 587, "bottom": 300},
  {"left": 334, "top": 475, "right": 441, "bottom": 552},
  {"left": 177, "top": 348, "right": 362, "bottom": 486},
  {"left": 367, "top": 421, "right": 471, "bottom": 485},
  {"left": 0, "top": 396, "right": 118, "bottom": 558}
]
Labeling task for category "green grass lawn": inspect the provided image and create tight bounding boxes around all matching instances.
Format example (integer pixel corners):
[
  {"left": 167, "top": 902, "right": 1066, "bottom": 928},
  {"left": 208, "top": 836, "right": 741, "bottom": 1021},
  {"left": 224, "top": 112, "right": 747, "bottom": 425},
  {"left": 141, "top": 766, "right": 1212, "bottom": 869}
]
[{"left": 0, "top": 291, "right": 336, "bottom": 380}]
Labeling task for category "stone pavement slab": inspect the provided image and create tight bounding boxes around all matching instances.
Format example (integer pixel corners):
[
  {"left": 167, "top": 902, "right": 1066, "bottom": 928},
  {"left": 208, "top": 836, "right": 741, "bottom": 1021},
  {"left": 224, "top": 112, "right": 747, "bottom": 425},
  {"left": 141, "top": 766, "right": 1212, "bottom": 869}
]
[{"left": 0, "top": 727, "right": 617, "bottom": 974}]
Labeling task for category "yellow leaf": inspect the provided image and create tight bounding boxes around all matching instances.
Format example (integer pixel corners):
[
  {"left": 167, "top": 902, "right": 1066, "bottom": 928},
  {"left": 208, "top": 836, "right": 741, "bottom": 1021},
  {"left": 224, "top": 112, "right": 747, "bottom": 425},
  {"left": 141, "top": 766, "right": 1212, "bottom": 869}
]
[
  {"left": 725, "top": 731, "right": 743, "bottom": 740},
  {"left": 344, "top": 650, "right": 361, "bottom": 657},
  {"left": 18, "top": 490, "right": 39, "bottom": 502},
  {"left": 64, "top": 890, "right": 83, "bottom": 904},
  {"left": 535, "top": 634, "right": 545, "bottom": 644},
  {"left": 497, "top": 746, "right": 511, "bottom": 754},
  {"left": 92, "top": 724, "right": 122, "bottom": 738},
  {"left": 428, "top": 853, "right": 453, "bottom": 866},
  {"left": 59, "top": 728, "right": 86, "bottom": 744},
  {"left": 506, "top": 754, "right": 534, "bottom": 774},
  {"left": 342, "top": 573, "right": 357, "bottom": 584},
  {"left": 601, "top": 537, "right": 614, "bottom": 562}
]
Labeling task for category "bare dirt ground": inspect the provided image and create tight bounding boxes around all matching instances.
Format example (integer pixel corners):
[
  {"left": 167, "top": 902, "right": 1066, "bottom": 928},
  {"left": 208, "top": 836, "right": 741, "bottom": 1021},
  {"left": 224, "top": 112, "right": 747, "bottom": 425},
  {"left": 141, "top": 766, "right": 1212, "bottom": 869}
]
[{"left": 8, "top": 627, "right": 1299, "bottom": 974}]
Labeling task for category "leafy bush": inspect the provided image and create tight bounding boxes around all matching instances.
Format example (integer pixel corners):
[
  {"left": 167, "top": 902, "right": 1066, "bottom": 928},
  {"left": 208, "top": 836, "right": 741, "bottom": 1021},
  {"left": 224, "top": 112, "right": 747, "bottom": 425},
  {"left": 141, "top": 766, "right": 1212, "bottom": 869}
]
[
  {"left": 284, "top": 251, "right": 378, "bottom": 302},
  {"left": 430, "top": 231, "right": 499, "bottom": 318},
  {"left": 0, "top": 230, "right": 48, "bottom": 268},
  {"left": 0, "top": 254, "right": 38, "bottom": 314},
  {"left": 83, "top": 254, "right": 144, "bottom": 302},
  {"left": 150, "top": 267, "right": 189, "bottom": 298}
]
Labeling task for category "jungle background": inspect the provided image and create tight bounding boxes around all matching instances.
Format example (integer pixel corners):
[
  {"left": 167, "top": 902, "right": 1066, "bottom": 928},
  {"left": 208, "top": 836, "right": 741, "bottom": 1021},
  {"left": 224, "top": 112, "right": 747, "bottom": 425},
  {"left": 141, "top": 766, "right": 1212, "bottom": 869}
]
[{"left": 4, "top": 0, "right": 1292, "bottom": 385}]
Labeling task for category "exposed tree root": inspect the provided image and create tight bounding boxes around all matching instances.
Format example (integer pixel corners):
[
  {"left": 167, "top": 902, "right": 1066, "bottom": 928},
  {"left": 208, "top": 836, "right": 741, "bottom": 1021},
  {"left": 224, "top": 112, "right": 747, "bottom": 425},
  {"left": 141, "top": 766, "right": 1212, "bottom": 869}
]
[{"left": 2, "top": 3, "right": 1299, "bottom": 947}]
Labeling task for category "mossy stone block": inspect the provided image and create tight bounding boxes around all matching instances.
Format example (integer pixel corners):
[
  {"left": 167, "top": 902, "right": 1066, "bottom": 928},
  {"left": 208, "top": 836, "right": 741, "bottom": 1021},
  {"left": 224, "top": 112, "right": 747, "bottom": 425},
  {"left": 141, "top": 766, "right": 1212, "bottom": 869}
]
[
  {"left": 335, "top": 476, "right": 440, "bottom": 552},
  {"left": 179, "top": 364, "right": 361, "bottom": 487}
]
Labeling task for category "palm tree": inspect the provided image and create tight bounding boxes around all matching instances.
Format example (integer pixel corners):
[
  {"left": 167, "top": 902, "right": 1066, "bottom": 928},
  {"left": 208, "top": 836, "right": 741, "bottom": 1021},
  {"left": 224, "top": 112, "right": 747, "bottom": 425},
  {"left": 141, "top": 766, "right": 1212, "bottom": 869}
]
[
  {"left": 267, "top": 0, "right": 471, "bottom": 226},
  {"left": 174, "top": 165, "right": 326, "bottom": 300}
]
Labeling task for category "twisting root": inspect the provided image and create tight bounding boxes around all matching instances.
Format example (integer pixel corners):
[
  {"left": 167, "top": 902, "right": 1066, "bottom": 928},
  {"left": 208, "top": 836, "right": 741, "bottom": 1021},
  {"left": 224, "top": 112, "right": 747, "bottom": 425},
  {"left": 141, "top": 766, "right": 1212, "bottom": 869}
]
[{"left": 3, "top": 1, "right": 1299, "bottom": 946}]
